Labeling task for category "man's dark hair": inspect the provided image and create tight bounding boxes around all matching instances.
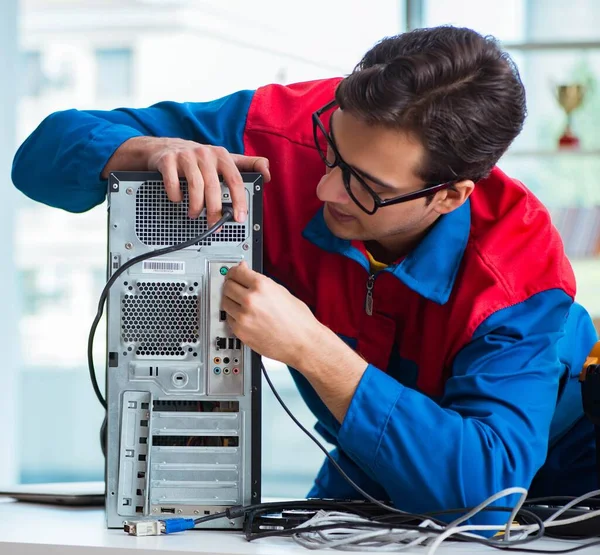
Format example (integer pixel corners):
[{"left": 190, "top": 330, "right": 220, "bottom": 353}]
[{"left": 335, "top": 26, "right": 527, "bottom": 185}]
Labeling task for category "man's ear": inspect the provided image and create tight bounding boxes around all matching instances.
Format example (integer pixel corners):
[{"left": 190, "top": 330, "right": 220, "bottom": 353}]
[{"left": 432, "top": 179, "right": 474, "bottom": 215}]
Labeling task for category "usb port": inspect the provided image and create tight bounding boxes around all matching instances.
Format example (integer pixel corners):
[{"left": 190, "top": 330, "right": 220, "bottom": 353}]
[
  {"left": 228, "top": 338, "right": 235, "bottom": 349},
  {"left": 220, "top": 310, "right": 226, "bottom": 321},
  {"left": 160, "top": 507, "right": 176, "bottom": 514},
  {"left": 235, "top": 338, "right": 241, "bottom": 349}
]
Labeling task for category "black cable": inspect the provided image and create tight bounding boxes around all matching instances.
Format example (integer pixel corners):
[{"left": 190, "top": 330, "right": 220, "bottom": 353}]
[
  {"left": 193, "top": 511, "right": 229, "bottom": 526},
  {"left": 525, "top": 496, "right": 600, "bottom": 508},
  {"left": 246, "top": 519, "right": 547, "bottom": 550},
  {"left": 88, "top": 209, "right": 235, "bottom": 409},
  {"left": 260, "top": 361, "right": 415, "bottom": 518},
  {"left": 259, "top": 360, "right": 557, "bottom": 549},
  {"left": 194, "top": 499, "right": 374, "bottom": 526},
  {"left": 490, "top": 540, "right": 600, "bottom": 554},
  {"left": 246, "top": 508, "right": 546, "bottom": 549}
]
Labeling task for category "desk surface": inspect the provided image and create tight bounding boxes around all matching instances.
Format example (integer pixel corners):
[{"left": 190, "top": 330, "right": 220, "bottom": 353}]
[{"left": 0, "top": 498, "right": 597, "bottom": 555}]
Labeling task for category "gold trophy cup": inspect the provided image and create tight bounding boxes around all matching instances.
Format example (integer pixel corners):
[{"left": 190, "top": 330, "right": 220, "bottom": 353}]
[{"left": 556, "top": 84, "right": 586, "bottom": 149}]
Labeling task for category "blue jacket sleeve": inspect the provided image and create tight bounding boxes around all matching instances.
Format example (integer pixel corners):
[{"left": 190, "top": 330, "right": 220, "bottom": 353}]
[
  {"left": 11, "top": 91, "right": 254, "bottom": 213},
  {"left": 335, "top": 289, "right": 588, "bottom": 526},
  {"left": 307, "top": 444, "right": 389, "bottom": 502}
]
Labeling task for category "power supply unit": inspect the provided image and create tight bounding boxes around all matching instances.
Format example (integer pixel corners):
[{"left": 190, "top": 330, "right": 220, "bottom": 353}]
[{"left": 103, "top": 171, "right": 262, "bottom": 529}]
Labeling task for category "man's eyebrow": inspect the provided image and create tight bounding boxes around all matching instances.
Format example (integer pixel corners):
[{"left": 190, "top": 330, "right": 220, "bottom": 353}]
[
  {"left": 352, "top": 166, "right": 398, "bottom": 190},
  {"left": 329, "top": 115, "right": 400, "bottom": 191}
]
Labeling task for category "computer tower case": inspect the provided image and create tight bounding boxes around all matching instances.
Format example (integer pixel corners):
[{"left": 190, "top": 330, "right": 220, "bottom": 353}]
[{"left": 104, "top": 171, "right": 262, "bottom": 529}]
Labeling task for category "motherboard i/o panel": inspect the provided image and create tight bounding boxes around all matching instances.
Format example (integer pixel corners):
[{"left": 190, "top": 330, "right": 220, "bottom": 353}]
[{"left": 104, "top": 171, "right": 262, "bottom": 529}]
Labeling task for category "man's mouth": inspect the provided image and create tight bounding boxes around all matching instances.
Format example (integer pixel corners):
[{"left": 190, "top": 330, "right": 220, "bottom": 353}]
[{"left": 326, "top": 204, "right": 356, "bottom": 223}]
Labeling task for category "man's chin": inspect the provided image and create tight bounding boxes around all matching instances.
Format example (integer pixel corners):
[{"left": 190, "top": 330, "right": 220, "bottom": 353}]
[{"left": 323, "top": 210, "right": 359, "bottom": 240}]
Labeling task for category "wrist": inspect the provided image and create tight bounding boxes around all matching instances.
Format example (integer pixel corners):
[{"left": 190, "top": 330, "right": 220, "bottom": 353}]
[
  {"left": 287, "top": 320, "right": 327, "bottom": 370},
  {"left": 101, "top": 136, "right": 163, "bottom": 179},
  {"left": 292, "top": 323, "right": 363, "bottom": 377}
]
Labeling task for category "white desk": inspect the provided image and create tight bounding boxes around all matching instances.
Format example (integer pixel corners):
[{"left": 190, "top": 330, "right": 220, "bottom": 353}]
[{"left": 0, "top": 498, "right": 597, "bottom": 555}]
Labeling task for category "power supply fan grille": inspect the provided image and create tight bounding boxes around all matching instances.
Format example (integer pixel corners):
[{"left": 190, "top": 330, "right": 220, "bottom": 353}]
[
  {"left": 121, "top": 281, "right": 199, "bottom": 357},
  {"left": 135, "top": 181, "right": 247, "bottom": 246}
]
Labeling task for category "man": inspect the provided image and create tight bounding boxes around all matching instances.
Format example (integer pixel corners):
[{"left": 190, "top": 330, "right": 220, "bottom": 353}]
[{"left": 12, "top": 26, "right": 599, "bottom": 526}]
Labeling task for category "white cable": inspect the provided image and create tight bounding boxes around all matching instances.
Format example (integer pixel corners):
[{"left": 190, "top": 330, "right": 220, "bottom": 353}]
[
  {"left": 424, "top": 487, "right": 529, "bottom": 553},
  {"left": 292, "top": 511, "right": 439, "bottom": 551},
  {"left": 426, "top": 488, "right": 600, "bottom": 554},
  {"left": 442, "top": 486, "right": 528, "bottom": 540}
]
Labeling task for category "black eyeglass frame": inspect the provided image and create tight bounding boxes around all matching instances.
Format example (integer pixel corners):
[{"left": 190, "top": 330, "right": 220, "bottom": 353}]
[{"left": 312, "top": 100, "right": 456, "bottom": 215}]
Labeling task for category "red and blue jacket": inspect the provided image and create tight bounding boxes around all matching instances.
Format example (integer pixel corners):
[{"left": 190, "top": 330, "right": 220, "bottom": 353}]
[{"left": 12, "top": 77, "right": 599, "bottom": 525}]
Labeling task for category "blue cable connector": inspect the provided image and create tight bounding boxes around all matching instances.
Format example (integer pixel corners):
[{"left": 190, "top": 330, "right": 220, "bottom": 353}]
[{"left": 163, "top": 518, "right": 196, "bottom": 534}]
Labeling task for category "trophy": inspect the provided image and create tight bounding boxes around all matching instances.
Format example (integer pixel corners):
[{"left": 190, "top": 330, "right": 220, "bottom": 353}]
[{"left": 556, "top": 84, "right": 586, "bottom": 149}]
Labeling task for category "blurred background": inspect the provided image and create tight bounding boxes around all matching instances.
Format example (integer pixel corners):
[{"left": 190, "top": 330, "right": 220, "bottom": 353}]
[{"left": 0, "top": 0, "right": 599, "bottom": 498}]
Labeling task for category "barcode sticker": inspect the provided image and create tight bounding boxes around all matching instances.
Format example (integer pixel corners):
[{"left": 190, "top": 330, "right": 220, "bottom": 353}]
[{"left": 142, "top": 260, "right": 185, "bottom": 274}]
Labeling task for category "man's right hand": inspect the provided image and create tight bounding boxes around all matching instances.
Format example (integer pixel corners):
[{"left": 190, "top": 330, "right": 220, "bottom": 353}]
[{"left": 102, "top": 136, "right": 270, "bottom": 225}]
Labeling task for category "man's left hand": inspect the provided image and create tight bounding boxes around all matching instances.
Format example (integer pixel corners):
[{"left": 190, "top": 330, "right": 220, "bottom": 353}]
[{"left": 221, "top": 261, "right": 322, "bottom": 367}]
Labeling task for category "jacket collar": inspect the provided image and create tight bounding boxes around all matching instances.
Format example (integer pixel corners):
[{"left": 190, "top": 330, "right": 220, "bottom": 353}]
[{"left": 301, "top": 200, "right": 471, "bottom": 305}]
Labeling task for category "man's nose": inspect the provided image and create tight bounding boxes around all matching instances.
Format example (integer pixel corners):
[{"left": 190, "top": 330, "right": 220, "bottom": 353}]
[{"left": 316, "top": 167, "right": 350, "bottom": 204}]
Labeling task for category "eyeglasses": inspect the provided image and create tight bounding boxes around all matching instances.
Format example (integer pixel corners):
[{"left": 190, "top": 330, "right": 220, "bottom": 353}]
[{"left": 312, "top": 100, "right": 455, "bottom": 215}]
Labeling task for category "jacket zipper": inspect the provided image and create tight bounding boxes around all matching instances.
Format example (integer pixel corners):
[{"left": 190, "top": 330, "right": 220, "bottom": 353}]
[{"left": 365, "top": 273, "right": 376, "bottom": 315}]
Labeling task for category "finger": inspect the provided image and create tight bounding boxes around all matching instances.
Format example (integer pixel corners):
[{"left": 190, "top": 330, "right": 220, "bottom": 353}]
[
  {"left": 158, "top": 155, "right": 183, "bottom": 202},
  {"left": 223, "top": 278, "right": 249, "bottom": 305},
  {"left": 226, "top": 261, "right": 257, "bottom": 288},
  {"left": 198, "top": 156, "right": 223, "bottom": 228},
  {"left": 221, "top": 295, "right": 242, "bottom": 320},
  {"left": 179, "top": 155, "right": 205, "bottom": 218},
  {"left": 231, "top": 154, "right": 271, "bottom": 183},
  {"left": 225, "top": 312, "right": 238, "bottom": 336},
  {"left": 218, "top": 154, "right": 247, "bottom": 223}
]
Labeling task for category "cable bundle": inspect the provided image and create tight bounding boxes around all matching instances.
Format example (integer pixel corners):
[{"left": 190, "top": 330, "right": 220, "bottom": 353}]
[{"left": 252, "top": 489, "right": 600, "bottom": 554}]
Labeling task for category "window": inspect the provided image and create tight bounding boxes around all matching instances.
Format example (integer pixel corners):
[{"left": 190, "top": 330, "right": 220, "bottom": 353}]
[
  {"left": 9, "top": 0, "right": 405, "bottom": 498},
  {"left": 95, "top": 48, "right": 133, "bottom": 99},
  {"left": 21, "top": 51, "right": 44, "bottom": 97},
  {"left": 423, "top": 0, "right": 526, "bottom": 42},
  {"left": 418, "top": 0, "right": 600, "bottom": 318}
]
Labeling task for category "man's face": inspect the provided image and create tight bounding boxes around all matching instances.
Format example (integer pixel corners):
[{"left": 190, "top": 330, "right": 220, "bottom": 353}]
[{"left": 315, "top": 109, "right": 443, "bottom": 246}]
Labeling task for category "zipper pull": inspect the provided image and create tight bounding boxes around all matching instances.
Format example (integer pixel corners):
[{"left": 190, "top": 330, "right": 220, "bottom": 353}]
[{"left": 365, "top": 275, "right": 375, "bottom": 315}]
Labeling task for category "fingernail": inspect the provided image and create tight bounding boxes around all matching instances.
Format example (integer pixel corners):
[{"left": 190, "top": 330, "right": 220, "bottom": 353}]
[{"left": 237, "top": 211, "right": 247, "bottom": 223}]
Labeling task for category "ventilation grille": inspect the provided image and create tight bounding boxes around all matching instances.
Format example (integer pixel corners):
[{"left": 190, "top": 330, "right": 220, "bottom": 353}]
[
  {"left": 135, "top": 181, "right": 247, "bottom": 247},
  {"left": 121, "top": 281, "right": 199, "bottom": 358}
]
